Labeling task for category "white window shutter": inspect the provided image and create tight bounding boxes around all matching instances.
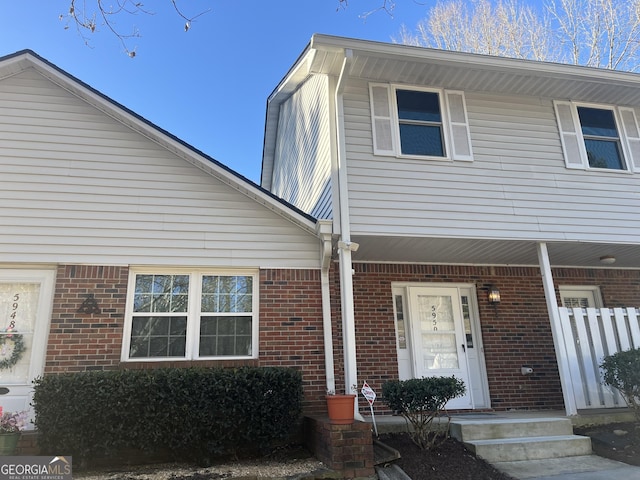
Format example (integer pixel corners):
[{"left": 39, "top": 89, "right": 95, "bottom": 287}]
[
  {"left": 444, "top": 90, "right": 473, "bottom": 161},
  {"left": 618, "top": 107, "right": 640, "bottom": 172},
  {"left": 553, "top": 101, "right": 585, "bottom": 169},
  {"left": 369, "top": 84, "right": 395, "bottom": 156}
]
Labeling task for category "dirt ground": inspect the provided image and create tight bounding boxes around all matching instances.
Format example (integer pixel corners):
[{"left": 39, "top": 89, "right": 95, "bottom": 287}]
[
  {"left": 75, "top": 421, "right": 640, "bottom": 480},
  {"left": 574, "top": 421, "right": 640, "bottom": 467},
  {"left": 379, "top": 433, "right": 515, "bottom": 480}
]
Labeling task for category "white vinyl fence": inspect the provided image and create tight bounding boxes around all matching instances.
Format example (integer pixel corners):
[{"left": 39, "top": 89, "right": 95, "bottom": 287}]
[{"left": 558, "top": 307, "right": 640, "bottom": 410}]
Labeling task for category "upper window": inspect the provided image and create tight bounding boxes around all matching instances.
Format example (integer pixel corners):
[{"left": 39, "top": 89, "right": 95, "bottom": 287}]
[
  {"left": 554, "top": 101, "right": 640, "bottom": 172},
  {"left": 369, "top": 84, "right": 473, "bottom": 161},
  {"left": 577, "top": 107, "right": 624, "bottom": 170},
  {"left": 123, "top": 271, "right": 258, "bottom": 361},
  {"left": 396, "top": 90, "right": 445, "bottom": 157}
]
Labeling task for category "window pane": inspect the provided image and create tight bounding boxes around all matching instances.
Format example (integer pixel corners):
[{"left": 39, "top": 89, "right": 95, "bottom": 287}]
[
  {"left": 199, "top": 315, "right": 252, "bottom": 357},
  {"left": 397, "top": 90, "right": 441, "bottom": 122},
  {"left": 399, "top": 124, "right": 444, "bottom": 156},
  {"left": 134, "top": 274, "right": 189, "bottom": 313},
  {"left": 129, "top": 316, "right": 186, "bottom": 358},
  {"left": 584, "top": 139, "right": 624, "bottom": 170},
  {"left": 201, "top": 275, "right": 253, "bottom": 313},
  {"left": 578, "top": 107, "right": 618, "bottom": 138}
]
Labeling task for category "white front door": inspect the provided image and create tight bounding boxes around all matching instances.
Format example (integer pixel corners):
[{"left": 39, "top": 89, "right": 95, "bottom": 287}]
[
  {"left": 0, "top": 270, "right": 55, "bottom": 428},
  {"left": 408, "top": 286, "right": 473, "bottom": 409}
]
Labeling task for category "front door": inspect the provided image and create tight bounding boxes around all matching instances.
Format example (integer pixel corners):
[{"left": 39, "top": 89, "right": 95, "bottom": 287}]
[
  {"left": 408, "top": 286, "right": 473, "bottom": 409},
  {"left": 0, "top": 269, "right": 55, "bottom": 427}
]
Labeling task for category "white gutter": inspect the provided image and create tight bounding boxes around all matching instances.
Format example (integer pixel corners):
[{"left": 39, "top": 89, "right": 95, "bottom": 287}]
[
  {"left": 537, "top": 242, "right": 578, "bottom": 416},
  {"left": 334, "top": 49, "right": 363, "bottom": 421},
  {"left": 317, "top": 220, "right": 336, "bottom": 395}
]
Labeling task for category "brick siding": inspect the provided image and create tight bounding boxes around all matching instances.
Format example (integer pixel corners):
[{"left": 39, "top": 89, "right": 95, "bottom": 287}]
[
  {"left": 342, "top": 263, "right": 640, "bottom": 413},
  {"left": 44, "top": 265, "right": 129, "bottom": 373},
  {"left": 43, "top": 265, "right": 327, "bottom": 414}
]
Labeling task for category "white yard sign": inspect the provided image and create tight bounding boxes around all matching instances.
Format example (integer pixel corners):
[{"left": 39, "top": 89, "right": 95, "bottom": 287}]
[{"left": 361, "top": 382, "right": 378, "bottom": 436}]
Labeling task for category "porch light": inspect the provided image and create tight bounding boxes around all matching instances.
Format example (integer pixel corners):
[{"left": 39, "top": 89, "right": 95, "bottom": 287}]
[
  {"left": 488, "top": 286, "right": 501, "bottom": 304},
  {"left": 599, "top": 255, "right": 616, "bottom": 265}
]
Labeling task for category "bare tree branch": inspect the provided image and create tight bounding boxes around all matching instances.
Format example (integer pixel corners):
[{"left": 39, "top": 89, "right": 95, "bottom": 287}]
[
  {"left": 61, "top": 1, "right": 209, "bottom": 57},
  {"left": 399, "top": 0, "right": 640, "bottom": 72}
]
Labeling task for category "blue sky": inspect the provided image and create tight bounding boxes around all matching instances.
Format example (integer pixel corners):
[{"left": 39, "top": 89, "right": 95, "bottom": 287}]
[{"left": 0, "top": 1, "right": 433, "bottom": 182}]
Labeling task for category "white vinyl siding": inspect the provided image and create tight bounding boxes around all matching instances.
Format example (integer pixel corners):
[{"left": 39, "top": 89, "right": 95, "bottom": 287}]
[
  {"left": 271, "top": 75, "right": 332, "bottom": 219},
  {"left": 0, "top": 68, "right": 320, "bottom": 268},
  {"left": 554, "top": 100, "right": 640, "bottom": 172},
  {"left": 368, "top": 83, "right": 473, "bottom": 161},
  {"left": 343, "top": 80, "right": 640, "bottom": 244}
]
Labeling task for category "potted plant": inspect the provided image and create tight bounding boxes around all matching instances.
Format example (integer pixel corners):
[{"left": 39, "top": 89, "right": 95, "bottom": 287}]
[
  {"left": 0, "top": 407, "right": 28, "bottom": 455},
  {"left": 325, "top": 389, "right": 356, "bottom": 424}
]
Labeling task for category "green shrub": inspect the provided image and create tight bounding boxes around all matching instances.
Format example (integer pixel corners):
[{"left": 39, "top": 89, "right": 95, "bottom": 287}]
[
  {"left": 32, "top": 367, "right": 302, "bottom": 465},
  {"left": 601, "top": 347, "right": 640, "bottom": 422},
  {"left": 382, "top": 376, "right": 465, "bottom": 449}
]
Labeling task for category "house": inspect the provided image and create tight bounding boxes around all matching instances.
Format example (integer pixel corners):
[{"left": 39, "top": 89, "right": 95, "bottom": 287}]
[
  {"left": 262, "top": 34, "right": 640, "bottom": 417},
  {"left": 0, "top": 50, "right": 334, "bottom": 421}
]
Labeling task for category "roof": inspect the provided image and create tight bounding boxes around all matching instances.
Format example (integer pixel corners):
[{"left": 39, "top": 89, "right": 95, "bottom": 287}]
[
  {"left": 261, "top": 34, "right": 640, "bottom": 187},
  {"left": 0, "top": 49, "right": 318, "bottom": 235}
]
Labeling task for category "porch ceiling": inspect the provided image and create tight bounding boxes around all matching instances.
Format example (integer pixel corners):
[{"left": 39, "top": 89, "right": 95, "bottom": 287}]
[{"left": 348, "top": 236, "right": 640, "bottom": 269}]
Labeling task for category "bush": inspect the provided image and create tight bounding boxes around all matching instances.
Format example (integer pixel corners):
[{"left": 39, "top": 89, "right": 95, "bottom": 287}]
[
  {"left": 601, "top": 347, "right": 640, "bottom": 422},
  {"left": 32, "top": 367, "right": 302, "bottom": 465},
  {"left": 382, "top": 376, "right": 465, "bottom": 450}
]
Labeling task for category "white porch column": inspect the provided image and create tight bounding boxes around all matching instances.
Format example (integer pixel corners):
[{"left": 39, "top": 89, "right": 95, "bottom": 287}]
[{"left": 537, "top": 242, "right": 578, "bottom": 416}]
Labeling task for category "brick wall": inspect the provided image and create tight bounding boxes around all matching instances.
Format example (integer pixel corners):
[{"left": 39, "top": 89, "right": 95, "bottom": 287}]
[
  {"left": 43, "top": 266, "right": 328, "bottom": 414},
  {"left": 343, "top": 263, "right": 640, "bottom": 413},
  {"left": 259, "top": 269, "right": 326, "bottom": 414},
  {"left": 44, "top": 265, "right": 129, "bottom": 373}
]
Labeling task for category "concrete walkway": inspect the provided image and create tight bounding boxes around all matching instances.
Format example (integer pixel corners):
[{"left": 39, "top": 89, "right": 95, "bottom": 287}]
[{"left": 493, "top": 455, "right": 640, "bottom": 479}]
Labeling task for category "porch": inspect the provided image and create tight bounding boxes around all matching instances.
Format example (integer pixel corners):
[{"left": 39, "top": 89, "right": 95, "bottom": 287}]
[{"left": 363, "top": 408, "right": 635, "bottom": 434}]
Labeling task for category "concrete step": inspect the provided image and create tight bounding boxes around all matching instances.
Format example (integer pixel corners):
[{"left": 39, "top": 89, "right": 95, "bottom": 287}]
[
  {"left": 464, "top": 434, "right": 593, "bottom": 463},
  {"left": 451, "top": 417, "right": 573, "bottom": 441}
]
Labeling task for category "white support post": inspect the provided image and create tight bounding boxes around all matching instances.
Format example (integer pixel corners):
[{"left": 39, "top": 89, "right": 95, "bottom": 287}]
[{"left": 537, "top": 242, "right": 578, "bottom": 416}]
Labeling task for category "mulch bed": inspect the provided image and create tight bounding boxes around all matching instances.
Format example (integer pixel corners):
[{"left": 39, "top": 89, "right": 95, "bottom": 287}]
[
  {"left": 379, "top": 433, "right": 515, "bottom": 480},
  {"left": 574, "top": 421, "right": 640, "bottom": 466}
]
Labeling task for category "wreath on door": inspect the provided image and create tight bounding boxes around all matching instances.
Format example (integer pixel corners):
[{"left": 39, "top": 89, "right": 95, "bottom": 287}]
[{"left": 0, "top": 329, "right": 25, "bottom": 370}]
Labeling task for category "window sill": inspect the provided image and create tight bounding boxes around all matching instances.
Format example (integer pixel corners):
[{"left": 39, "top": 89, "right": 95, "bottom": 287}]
[{"left": 120, "top": 358, "right": 259, "bottom": 370}]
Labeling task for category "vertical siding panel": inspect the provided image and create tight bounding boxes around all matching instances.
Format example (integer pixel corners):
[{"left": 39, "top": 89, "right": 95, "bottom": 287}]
[{"left": 271, "top": 75, "right": 332, "bottom": 219}]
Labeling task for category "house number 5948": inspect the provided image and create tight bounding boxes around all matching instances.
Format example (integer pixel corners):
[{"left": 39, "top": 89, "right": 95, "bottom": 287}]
[{"left": 9, "top": 293, "right": 19, "bottom": 329}]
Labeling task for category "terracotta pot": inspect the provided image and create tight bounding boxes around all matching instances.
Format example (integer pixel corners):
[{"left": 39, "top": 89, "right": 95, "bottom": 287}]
[
  {"left": 326, "top": 394, "right": 356, "bottom": 424},
  {"left": 0, "top": 432, "right": 20, "bottom": 455}
]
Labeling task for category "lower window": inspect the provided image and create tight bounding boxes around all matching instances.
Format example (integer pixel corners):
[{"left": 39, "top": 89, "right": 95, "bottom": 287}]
[{"left": 124, "top": 271, "right": 257, "bottom": 361}]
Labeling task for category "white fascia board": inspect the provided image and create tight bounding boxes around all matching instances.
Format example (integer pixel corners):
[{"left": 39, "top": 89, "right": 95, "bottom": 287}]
[{"left": 310, "top": 34, "right": 640, "bottom": 87}]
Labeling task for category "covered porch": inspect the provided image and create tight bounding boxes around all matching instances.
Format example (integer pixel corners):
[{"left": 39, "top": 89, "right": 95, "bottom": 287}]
[{"left": 334, "top": 237, "right": 640, "bottom": 418}]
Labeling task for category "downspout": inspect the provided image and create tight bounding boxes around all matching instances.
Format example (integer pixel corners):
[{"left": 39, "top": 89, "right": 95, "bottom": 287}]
[
  {"left": 537, "top": 242, "right": 577, "bottom": 416},
  {"left": 334, "top": 49, "right": 363, "bottom": 421},
  {"left": 317, "top": 220, "right": 336, "bottom": 395}
]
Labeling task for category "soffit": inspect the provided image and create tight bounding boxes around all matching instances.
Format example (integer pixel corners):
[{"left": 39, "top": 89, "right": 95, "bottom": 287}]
[
  {"left": 349, "top": 235, "right": 640, "bottom": 269},
  {"left": 307, "top": 36, "right": 640, "bottom": 106}
]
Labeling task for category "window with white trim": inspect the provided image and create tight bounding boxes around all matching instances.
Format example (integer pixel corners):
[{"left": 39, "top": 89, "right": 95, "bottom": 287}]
[
  {"left": 369, "top": 84, "right": 473, "bottom": 161},
  {"left": 554, "top": 101, "right": 640, "bottom": 172},
  {"left": 123, "top": 271, "right": 258, "bottom": 361}
]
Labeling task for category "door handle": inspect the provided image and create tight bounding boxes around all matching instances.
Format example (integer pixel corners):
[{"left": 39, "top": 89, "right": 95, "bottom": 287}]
[
  {"left": 461, "top": 344, "right": 466, "bottom": 352},
  {"left": 0, "top": 387, "right": 9, "bottom": 395}
]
